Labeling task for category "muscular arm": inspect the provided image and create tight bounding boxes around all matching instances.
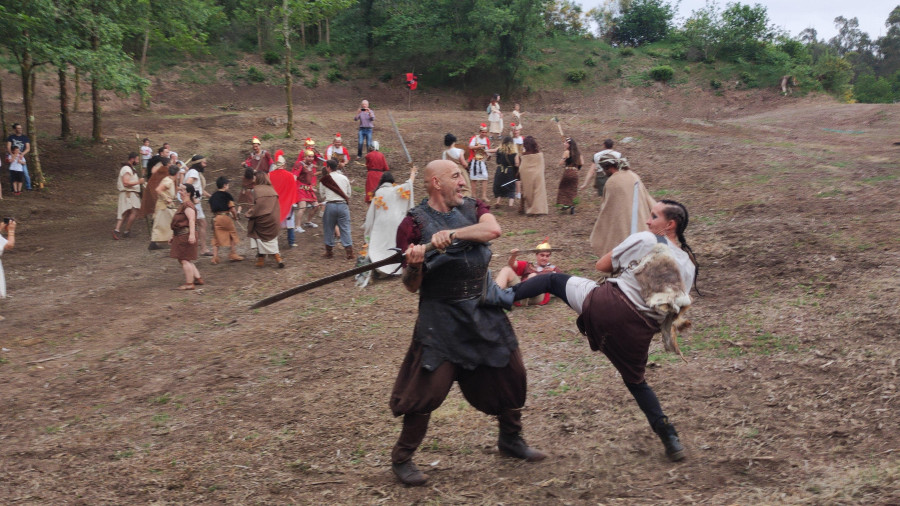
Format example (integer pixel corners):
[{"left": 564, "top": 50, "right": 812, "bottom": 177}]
[{"left": 447, "top": 212, "right": 501, "bottom": 244}]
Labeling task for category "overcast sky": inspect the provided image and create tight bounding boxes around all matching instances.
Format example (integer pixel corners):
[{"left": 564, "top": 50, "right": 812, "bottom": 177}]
[{"left": 577, "top": 1, "right": 893, "bottom": 41}]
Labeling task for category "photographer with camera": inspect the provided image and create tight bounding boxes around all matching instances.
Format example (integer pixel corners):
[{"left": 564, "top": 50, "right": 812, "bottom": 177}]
[
  {"left": 0, "top": 217, "right": 16, "bottom": 321},
  {"left": 354, "top": 99, "right": 375, "bottom": 160}
]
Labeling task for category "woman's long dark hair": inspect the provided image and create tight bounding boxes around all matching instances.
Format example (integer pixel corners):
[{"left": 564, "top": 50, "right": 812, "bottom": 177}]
[
  {"left": 661, "top": 199, "right": 700, "bottom": 295},
  {"left": 564, "top": 138, "right": 582, "bottom": 169}
]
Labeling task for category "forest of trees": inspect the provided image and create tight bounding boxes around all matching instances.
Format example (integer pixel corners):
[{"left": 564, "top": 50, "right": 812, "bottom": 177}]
[{"left": 0, "top": 0, "right": 897, "bottom": 183}]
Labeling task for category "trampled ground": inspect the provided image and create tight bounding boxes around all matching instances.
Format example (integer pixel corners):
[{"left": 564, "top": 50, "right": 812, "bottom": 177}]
[{"left": 0, "top": 75, "right": 898, "bottom": 504}]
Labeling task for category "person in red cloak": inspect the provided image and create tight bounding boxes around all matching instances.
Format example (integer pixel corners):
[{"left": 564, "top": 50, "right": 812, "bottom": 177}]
[
  {"left": 268, "top": 150, "right": 300, "bottom": 248},
  {"left": 291, "top": 147, "right": 321, "bottom": 232},
  {"left": 364, "top": 140, "right": 390, "bottom": 203}
]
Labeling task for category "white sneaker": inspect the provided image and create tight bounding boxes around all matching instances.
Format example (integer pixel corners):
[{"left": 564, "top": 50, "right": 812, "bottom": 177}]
[
  {"left": 304, "top": 222, "right": 318, "bottom": 228},
  {"left": 294, "top": 226, "right": 306, "bottom": 233}
]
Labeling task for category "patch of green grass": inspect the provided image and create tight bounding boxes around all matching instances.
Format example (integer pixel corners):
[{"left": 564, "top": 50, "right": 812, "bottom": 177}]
[
  {"left": 151, "top": 393, "right": 171, "bottom": 405},
  {"left": 861, "top": 174, "right": 898, "bottom": 184},
  {"left": 260, "top": 133, "right": 275, "bottom": 141},
  {"left": 504, "top": 229, "right": 538, "bottom": 237},
  {"left": 152, "top": 413, "right": 170, "bottom": 426},
  {"left": 269, "top": 351, "right": 291, "bottom": 366},
  {"left": 113, "top": 449, "right": 134, "bottom": 460},
  {"left": 45, "top": 425, "right": 61, "bottom": 434}
]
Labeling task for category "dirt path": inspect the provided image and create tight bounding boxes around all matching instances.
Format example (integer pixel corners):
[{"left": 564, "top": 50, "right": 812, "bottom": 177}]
[{"left": 0, "top": 81, "right": 898, "bottom": 504}]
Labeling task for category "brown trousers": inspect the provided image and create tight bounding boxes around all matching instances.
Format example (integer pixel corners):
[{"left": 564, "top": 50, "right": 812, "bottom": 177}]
[{"left": 389, "top": 340, "right": 527, "bottom": 464}]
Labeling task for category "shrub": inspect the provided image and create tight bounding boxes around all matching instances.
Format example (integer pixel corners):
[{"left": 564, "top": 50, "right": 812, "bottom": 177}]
[
  {"left": 566, "top": 69, "right": 587, "bottom": 83},
  {"left": 620, "top": 47, "right": 635, "bottom": 57},
  {"left": 584, "top": 57, "right": 597, "bottom": 67},
  {"left": 670, "top": 46, "right": 687, "bottom": 60},
  {"left": 307, "top": 63, "right": 321, "bottom": 71},
  {"left": 738, "top": 70, "right": 756, "bottom": 87},
  {"left": 710, "top": 79, "right": 722, "bottom": 89},
  {"left": 326, "top": 69, "right": 344, "bottom": 82},
  {"left": 853, "top": 74, "right": 895, "bottom": 103},
  {"left": 379, "top": 72, "right": 393, "bottom": 83},
  {"left": 246, "top": 66, "right": 266, "bottom": 83},
  {"left": 649, "top": 65, "right": 673, "bottom": 82},
  {"left": 535, "top": 63, "right": 550, "bottom": 73},
  {"left": 263, "top": 51, "right": 281, "bottom": 65},
  {"left": 304, "top": 77, "right": 318, "bottom": 88}
]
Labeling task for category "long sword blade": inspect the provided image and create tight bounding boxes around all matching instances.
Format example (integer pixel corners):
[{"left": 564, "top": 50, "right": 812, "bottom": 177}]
[
  {"left": 250, "top": 243, "right": 436, "bottom": 309},
  {"left": 250, "top": 251, "right": 403, "bottom": 309},
  {"left": 388, "top": 110, "right": 412, "bottom": 163}
]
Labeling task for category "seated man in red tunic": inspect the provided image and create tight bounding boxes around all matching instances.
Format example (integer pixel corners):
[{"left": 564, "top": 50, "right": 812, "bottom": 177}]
[{"left": 494, "top": 239, "right": 563, "bottom": 306}]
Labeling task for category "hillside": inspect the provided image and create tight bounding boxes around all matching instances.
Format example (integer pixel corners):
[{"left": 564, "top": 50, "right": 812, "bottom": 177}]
[{"left": 0, "top": 73, "right": 898, "bottom": 504}]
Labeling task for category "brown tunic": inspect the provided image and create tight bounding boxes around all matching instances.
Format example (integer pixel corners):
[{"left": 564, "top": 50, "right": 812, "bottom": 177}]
[
  {"left": 140, "top": 165, "right": 167, "bottom": 218},
  {"left": 556, "top": 167, "right": 580, "bottom": 206},
  {"left": 576, "top": 282, "right": 660, "bottom": 384},
  {"left": 169, "top": 201, "right": 198, "bottom": 261},
  {"left": 245, "top": 184, "right": 280, "bottom": 241}
]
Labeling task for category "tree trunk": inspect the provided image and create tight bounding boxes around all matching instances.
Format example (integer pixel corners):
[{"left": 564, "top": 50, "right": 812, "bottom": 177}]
[
  {"left": 283, "top": 0, "right": 293, "bottom": 138},
  {"left": 257, "top": 11, "right": 264, "bottom": 54},
  {"left": 318, "top": 21, "right": 322, "bottom": 44},
  {"left": 73, "top": 68, "right": 80, "bottom": 113},
  {"left": 363, "top": 0, "right": 375, "bottom": 62},
  {"left": 21, "top": 48, "right": 44, "bottom": 187},
  {"left": 140, "top": 26, "right": 151, "bottom": 109},
  {"left": 140, "top": 27, "right": 150, "bottom": 76},
  {"left": 300, "top": 23, "right": 306, "bottom": 50},
  {"left": 326, "top": 18, "right": 330, "bottom": 45},
  {"left": 91, "top": 33, "right": 102, "bottom": 142},
  {"left": 58, "top": 67, "right": 71, "bottom": 139},
  {"left": 0, "top": 77, "right": 7, "bottom": 140}
]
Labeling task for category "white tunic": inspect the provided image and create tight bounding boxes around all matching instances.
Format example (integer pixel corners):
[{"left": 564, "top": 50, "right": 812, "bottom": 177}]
[{"left": 362, "top": 180, "right": 415, "bottom": 275}]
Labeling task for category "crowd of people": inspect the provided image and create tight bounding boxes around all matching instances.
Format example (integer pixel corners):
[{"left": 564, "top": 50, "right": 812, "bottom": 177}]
[{"left": 5, "top": 94, "right": 701, "bottom": 487}]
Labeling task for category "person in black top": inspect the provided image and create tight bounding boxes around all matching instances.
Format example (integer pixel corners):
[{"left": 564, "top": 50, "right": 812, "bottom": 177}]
[{"left": 208, "top": 177, "right": 244, "bottom": 264}]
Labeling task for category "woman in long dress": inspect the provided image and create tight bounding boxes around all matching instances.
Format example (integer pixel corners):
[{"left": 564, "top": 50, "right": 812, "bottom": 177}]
[
  {"left": 487, "top": 93, "right": 503, "bottom": 139},
  {"left": 492, "top": 136, "right": 520, "bottom": 207},
  {"left": 169, "top": 183, "right": 203, "bottom": 290},
  {"left": 362, "top": 166, "right": 417, "bottom": 276},
  {"left": 518, "top": 136, "right": 548, "bottom": 215},
  {"left": 556, "top": 137, "right": 584, "bottom": 214}
]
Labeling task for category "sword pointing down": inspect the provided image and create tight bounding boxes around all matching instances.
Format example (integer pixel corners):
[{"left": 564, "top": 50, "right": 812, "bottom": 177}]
[{"left": 250, "top": 243, "right": 435, "bottom": 309}]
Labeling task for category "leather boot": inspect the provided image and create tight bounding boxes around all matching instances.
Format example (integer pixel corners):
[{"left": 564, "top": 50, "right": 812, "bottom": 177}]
[
  {"left": 498, "top": 433, "right": 546, "bottom": 462},
  {"left": 480, "top": 277, "right": 515, "bottom": 310},
  {"left": 255, "top": 255, "right": 265, "bottom": 268},
  {"left": 274, "top": 253, "right": 285, "bottom": 268},
  {"left": 653, "top": 416, "right": 685, "bottom": 461},
  {"left": 391, "top": 459, "right": 428, "bottom": 486},
  {"left": 345, "top": 246, "right": 354, "bottom": 259},
  {"left": 322, "top": 245, "right": 334, "bottom": 259}
]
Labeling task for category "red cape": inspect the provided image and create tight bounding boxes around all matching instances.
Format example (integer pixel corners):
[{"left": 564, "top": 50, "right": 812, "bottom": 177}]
[{"left": 269, "top": 169, "right": 299, "bottom": 222}]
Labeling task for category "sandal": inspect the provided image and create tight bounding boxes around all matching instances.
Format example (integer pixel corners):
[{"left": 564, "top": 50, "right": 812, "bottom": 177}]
[
  {"left": 194, "top": 277, "right": 205, "bottom": 286},
  {"left": 176, "top": 283, "right": 195, "bottom": 291}
]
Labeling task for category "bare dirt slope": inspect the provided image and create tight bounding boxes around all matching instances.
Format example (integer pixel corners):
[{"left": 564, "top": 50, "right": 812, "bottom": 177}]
[{"left": 0, "top": 77, "right": 898, "bottom": 504}]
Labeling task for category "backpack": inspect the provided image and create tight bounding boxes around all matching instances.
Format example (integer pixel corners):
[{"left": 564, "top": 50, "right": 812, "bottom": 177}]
[{"left": 486, "top": 104, "right": 492, "bottom": 114}]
